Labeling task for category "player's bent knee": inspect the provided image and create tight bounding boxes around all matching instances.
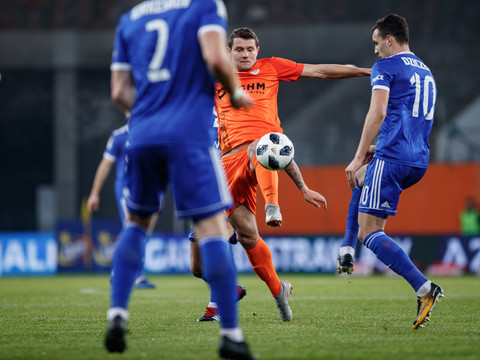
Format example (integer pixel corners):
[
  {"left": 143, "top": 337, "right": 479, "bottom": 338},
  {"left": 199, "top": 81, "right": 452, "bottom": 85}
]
[{"left": 237, "top": 233, "right": 258, "bottom": 251}]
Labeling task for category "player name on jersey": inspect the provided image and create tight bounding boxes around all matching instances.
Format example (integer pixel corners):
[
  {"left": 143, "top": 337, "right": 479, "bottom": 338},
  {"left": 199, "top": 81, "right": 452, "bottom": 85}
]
[
  {"left": 130, "top": 0, "right": 191, "bottom": 20},
  {"left": 400, "top": 56, "right": 430, "bottom": 71}
]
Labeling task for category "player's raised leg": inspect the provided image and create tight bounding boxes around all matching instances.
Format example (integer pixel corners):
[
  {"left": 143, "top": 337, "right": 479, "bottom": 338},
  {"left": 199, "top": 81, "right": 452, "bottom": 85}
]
[
  {"left": 247, "top": 140, "right": 282, "bottom": 228},
  {"left": 251, "top": 154, "right": 282, "bottom": 228},
  {"left": 230, "top": 204, "right": 293, "bottom": 322}
]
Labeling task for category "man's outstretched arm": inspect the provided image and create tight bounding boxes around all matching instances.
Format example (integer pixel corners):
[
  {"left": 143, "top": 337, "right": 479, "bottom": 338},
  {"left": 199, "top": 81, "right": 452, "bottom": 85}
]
[
  {"left": 284, "top": 159, "right": 327, "bottom": 209},
  {"left": 300, "top": 63, "right": 370, "bottom": 79}
]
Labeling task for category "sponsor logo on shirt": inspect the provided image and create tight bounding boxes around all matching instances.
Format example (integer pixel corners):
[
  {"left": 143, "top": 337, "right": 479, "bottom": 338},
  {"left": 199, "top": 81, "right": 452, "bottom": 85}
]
[
  {"left": 217, "top": 83, "right": 266, "bottom": 99},
  {"left": 241, "top": 83, "right": 265, "bottom": 92}
]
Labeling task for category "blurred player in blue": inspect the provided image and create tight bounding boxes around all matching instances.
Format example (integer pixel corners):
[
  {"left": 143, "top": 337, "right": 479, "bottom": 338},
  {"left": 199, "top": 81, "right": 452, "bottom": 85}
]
[
  {"left": 104, "top": 1, "right": 256, "bottom": 359},
  {"left": 340, "top": 14, "right": 444, "bottom": 329},
  {"left": 87, "top": 121, "right": 155, "bottom": 289}
]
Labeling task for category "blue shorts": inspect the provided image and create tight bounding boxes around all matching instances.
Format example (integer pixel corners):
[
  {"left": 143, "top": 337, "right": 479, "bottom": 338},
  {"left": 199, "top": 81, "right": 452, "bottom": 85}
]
[
  {"left": 124, "top": 145, "right": 232, "bottom": 221},
  {"left": 359, "top": 157, "right": 427, "bottom": 218}
]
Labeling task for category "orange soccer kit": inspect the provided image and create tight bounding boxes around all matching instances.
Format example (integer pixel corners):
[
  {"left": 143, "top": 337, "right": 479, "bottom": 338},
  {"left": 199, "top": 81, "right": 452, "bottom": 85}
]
[{"left": 216, "top": 57, "right": 304, "bottom": 296}]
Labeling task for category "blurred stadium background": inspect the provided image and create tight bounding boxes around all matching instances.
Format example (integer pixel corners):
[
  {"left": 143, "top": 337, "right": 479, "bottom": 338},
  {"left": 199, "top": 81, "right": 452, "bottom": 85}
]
[{"left": 0, "top": 0, "right": 479, "bottom": 276}]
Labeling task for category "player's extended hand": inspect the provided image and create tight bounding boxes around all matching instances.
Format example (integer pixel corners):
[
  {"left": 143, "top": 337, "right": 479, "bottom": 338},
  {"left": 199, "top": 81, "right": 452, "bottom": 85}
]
[
  {"left": 302, "top": 187, "right": 327, "bottom": 210},
  {"left": 230, "top": 88, "right": 254, "bottom": 110},
  {"left": 345, "top": 157, "right": 364, "bottom": 189},
  {"left": 87, "top": 194, "right": 100, "bottom": 212}
]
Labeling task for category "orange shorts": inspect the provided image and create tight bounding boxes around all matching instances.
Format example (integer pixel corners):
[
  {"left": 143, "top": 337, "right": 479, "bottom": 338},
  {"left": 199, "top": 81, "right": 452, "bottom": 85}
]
[{"left": 222, "top": 148, "right": 258, "bottom": 217}]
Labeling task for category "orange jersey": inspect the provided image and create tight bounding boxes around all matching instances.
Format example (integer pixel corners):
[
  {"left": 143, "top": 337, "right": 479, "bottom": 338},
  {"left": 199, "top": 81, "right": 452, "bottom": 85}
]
[{"left": 216, "top": 57, "right": 304, "bottom": 155}]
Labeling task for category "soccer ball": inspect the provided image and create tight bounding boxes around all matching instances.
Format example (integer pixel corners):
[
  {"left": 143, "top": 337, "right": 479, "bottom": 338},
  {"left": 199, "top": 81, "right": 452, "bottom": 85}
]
[{"left": 256, "top": 132, "right": 294, "bottom": 170}]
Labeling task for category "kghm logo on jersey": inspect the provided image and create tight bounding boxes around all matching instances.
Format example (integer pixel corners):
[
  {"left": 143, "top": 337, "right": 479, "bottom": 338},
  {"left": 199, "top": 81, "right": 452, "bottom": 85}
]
[
  {"left": 242, "top": 83, "right": 265, "bottom": 92},
  {"left": 240, "top": 82, "right": 266, "bottom": 96},
  {"left": 218, "top": 83, "right": 266, "bottom": 99}
]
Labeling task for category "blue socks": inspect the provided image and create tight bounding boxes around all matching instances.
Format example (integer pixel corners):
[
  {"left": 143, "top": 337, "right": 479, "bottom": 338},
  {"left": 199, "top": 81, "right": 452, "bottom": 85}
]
[
  {"left": 204, "top": 242, "right": 235, "bottom": 305},
  {"left": 341, "top": 182, "right": 429, "bottom": 294},
  {"left": 111, "top": 224, "right": 146, "bottom": 308},
  {"left": 339, "top": 185, "right": 361, "bottom": 253},
  {"left": 200, "top": 237, "right": 237, "bottom": 329},
  {"left": 364, "top": 230, "right": 428, "bottom": 292}
]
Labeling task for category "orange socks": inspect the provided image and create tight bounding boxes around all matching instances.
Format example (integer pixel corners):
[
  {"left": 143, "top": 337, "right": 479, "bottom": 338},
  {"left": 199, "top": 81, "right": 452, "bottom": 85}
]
[
  {"left": 246, "top": 236, "right": 282, "bottom": 296},
  {"left": 251, "top": 156, "right": 279, "bottom": 207},
  {"left": 247, "top": 156, "right": 281, "bottom": 296}
]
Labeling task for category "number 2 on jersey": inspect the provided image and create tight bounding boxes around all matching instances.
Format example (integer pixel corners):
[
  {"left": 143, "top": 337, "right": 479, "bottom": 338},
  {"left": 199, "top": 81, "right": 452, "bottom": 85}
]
[
  {"left": 410, "top": 72, "right": 436, "bottom": 120},
  {"left": 146, "top": 19, "right": 171, "bottom": 82}
]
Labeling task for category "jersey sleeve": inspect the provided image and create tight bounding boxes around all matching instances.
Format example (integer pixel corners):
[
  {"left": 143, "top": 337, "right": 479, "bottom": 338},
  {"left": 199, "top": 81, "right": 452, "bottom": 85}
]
[
  {"left": 270, "top": 57, "right": 304, "bottom": 81},
  {"left": 370, "top": 60, "right": 393, "bottom": 92},
  {"left": 111, "top": 14, "right": 131, "bottom": 71},
  {"left": 197, "top": 0, "right": 227, "bottom": 37},
  {"left": 103, "top": 133, "right": 118, "bottom": 162}
]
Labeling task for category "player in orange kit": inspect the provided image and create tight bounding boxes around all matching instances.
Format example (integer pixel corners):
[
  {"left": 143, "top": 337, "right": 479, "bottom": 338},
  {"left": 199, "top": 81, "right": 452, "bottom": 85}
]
[{"left": 198, "top": 27, "right": 370, "bottom": 322}]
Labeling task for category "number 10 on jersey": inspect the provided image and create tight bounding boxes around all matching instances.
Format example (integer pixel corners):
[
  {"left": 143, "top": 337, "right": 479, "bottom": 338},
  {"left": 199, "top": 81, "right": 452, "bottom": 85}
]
[{"left": 410, "top": 72, "right": 436, "bottom": 120}]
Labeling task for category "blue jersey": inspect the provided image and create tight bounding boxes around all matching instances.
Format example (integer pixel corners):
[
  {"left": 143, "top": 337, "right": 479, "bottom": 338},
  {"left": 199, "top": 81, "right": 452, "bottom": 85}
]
[
  {"left": 111, "top": 0, "right": 228, "bottom": 149},
  {"left": 370, "top": 52, "right": 436, "bottom": 168},
  {"left": 103, "top": 125, "right": 128, "bottom": 184}
]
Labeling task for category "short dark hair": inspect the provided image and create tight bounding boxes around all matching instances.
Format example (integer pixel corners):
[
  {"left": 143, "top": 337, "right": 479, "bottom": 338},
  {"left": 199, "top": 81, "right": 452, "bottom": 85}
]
[
  {"left": 228, "top": 27, "right": 259, "bottom": 49},
  {"left": 372, "top": 14, "right": 409, "bottom": 44}
]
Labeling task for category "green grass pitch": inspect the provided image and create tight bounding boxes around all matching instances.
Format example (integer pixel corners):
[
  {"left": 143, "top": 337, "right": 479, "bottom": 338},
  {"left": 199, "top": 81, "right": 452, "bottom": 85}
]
[{"left": 0, "top": 274, "right": 479, "bottom": 359}]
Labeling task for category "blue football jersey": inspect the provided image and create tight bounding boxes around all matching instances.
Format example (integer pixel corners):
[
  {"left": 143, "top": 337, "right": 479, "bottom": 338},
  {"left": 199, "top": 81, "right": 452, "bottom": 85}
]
[
  {"left": 370, "top": 52, "right": 437, "bottom": 168},
  {"left": 111, "top": 0, "right": 227, "bottom": 149},
  {"left": 103, "top": 124, "right": 128, "bottom": 183}
]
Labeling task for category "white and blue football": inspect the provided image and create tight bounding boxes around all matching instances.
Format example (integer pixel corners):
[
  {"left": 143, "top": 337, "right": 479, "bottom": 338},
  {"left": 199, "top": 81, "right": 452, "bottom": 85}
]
[{"left": 256, "top": 132, "right": 294, "bottom": 170}]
